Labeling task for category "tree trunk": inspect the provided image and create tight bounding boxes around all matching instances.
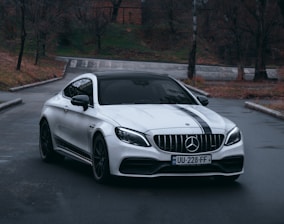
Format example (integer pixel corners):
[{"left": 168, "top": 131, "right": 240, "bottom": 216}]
[
  {"left": 97, "top": 34, "right": 101, "bottom": 53},
  {"left": 42, "top": 33, "right": 46, "bottom": 56},
  {"left": 111, "top": 0, "right": 122, "bottom": 22},
  {"left": 42, "top": 43, "right": 46, "bottom": 56},
  {"left": 254, "top": 31, "right": 268, "bottom": 81},
  {"left": 254, "top": 0, "right": 268, "bottom": 81},
  {"left": 254, "top": 54, "right": 268, "bottom": 81},
  {"left": 34, "top": 33, "right": 40, "bottom": 65},
  {"left": 237, "top": 64, "right": 244, "bottom": 81},
  {"left": 187, "top": 0, "right": 197, "bottom": 80},
  {"left": 16, "top": 0, "right": 26, "bottom": 71},
  {"left": 188, "top": 41, "right": 196, "bottom": 79},
  {"left": 236, "top": 37, "right": 244, "bottom": 80}
]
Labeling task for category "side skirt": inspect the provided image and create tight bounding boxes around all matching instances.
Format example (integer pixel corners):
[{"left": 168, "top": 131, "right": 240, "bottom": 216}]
[{"left": 54, "top": 136, "right": 92, "bottom": 165}]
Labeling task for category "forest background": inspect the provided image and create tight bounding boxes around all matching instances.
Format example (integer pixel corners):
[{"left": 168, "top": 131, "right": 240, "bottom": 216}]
[{"left": 0, "top": 0, "right": 283, "bottom": 111}]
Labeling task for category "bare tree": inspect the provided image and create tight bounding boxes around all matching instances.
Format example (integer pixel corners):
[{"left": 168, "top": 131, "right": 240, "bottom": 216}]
[
  {"left": 161, "top": 0, "right": 189, "bottom": 34},
  {"left": 230, "top": 3, "right": 245, "bottom": 80},
  {"left": 25, "top": 0, "right": 70, "bottom": 65},
  {"left": 208, "top": 0, "right": 248, "bottom": 80},
  {"left": 95, "top": 5, "right": 109, "bottom": 51},
  {"left": 187, "top": 0, "right": 207, "bottom": 80},
  {"left": 0, "top": 1, "right": 17, "bottom": 40},
  {"left": 74, "top": 0, "right": 109, "bottom": 52},
  {"left": 254, "top": 0, "right": 268, "bottom": 80},
  {"left": 279, "top": 0, "right": 284, "bottom": 19},
  {"left": 16, "top": 0, "right": 27, "bottom": 71},
  {"left": 142, "top": 0, "right": 190, "bottom": 49},
  {"left": 110, "top": 0, "right": 122, "bottom": 22},
  {"left": 241, "top": 0, "right": 283, "bottom": 81},
  {"left": 188, "top": 0, "right": 197, "bottom": 79},
  {"left": 201, "top": 0, "right": 283, "bottom": 81},
  {"left": 26, "top": 0, "right": 45, "bottom": 65}
]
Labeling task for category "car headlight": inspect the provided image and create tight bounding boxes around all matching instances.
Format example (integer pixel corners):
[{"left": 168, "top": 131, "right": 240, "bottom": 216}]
[
  {"left": 115, "top": 127, "right": 151, "bottom": 147},
  {"left": 225, "top": 127, "right": 241, "bottom": 146}
]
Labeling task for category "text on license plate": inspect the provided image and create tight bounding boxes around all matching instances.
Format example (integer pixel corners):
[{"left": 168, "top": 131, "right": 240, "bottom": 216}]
[{"left": 172, "top": 155, "right": 212, "bottom": 165}]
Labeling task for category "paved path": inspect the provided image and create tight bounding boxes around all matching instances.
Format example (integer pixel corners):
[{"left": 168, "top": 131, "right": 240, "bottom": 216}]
[
  {"left": 1, "top": 72, "right": 284, "bottom": 224},
  {"left": 58, "top": 57, "right": 278, "bottom": 81},
  {"left": 0, "top": 57, "right": 282, "bottom": 119}
]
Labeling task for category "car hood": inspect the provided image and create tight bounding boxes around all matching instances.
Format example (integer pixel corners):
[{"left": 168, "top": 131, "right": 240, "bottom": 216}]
[{"left": 100, "top": 104, "right": 235, "bottom": 134}]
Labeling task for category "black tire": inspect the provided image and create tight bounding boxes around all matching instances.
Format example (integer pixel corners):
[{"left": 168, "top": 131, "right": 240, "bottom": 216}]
[
  {"left": 39, "top": 119, "right": 64, "bottom": 163},
  {"left": 92, "top": 134, "right": 110, "bottom": 183}
]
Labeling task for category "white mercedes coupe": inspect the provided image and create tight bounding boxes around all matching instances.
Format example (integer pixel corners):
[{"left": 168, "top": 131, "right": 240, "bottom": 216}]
[{"left": 39, "top": 71, "right": 244, "bottom": 183}]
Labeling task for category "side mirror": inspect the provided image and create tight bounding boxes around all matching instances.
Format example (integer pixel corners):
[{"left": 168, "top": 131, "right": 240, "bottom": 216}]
[
  {"left": 197, "top": 95, "right": 209, "bottom": 106},
  {"left": 71, "top": 95, "right": 90, "bottom": 111}
]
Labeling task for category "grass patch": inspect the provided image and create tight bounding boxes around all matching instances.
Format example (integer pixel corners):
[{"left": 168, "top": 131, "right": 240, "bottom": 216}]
[
  {"left": 56, "top": 24, "right": 191, "bottom": 63},
  {"left": 56, "top": 24, "right": 150, "bottom": 57}
]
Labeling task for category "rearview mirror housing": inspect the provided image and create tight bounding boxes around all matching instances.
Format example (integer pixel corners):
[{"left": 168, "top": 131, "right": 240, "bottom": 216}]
[
  {"left": 197, "top": 95, "right": 209, "bottom": 106},
  {"left": 71, "top": 95, "right": 90, "bottom": 111}
]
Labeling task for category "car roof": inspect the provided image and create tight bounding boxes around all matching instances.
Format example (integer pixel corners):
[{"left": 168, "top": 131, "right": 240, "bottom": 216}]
[{"left": 93, "top": 71, "right": 170, "bottom": 80}]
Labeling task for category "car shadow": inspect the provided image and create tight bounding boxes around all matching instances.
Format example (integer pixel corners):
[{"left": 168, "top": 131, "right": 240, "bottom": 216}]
[
  {"left": 45, "top": 157, "right": 244, "bottom": 191},
  {"left": 109, "top": 176, "right": 243, "bottom": 191}
]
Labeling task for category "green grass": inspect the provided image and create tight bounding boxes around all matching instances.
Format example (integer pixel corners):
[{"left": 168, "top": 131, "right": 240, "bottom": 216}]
[
  {"left": 56, "top": 24, "right": 148, "bottom": 55},
  {"left": 56, "top": 24, "right": 191, "bottom": 62},
  {"left": 102, "top": 24, "right": 148, "bottom": 51}
]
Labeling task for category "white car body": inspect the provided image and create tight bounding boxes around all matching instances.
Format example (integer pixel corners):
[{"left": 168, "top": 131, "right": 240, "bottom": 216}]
[{"left": 39, "top": 71, "right": 244, "bottom": 183}]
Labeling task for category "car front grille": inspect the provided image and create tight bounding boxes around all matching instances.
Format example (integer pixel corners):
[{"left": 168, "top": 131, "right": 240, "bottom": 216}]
[{"left": 153, "top": 134, "right": 225, "bottom": 154}]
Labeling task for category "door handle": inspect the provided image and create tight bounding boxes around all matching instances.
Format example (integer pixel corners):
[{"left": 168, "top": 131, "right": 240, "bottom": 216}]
[{"left": 64, "top": 106, "right": 69, "bottom": 112}]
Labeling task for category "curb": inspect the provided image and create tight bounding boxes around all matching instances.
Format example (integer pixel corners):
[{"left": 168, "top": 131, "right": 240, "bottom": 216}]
[
  {"left": 9, "top": 77, "right": 63, "bottom": 92},
  {"left": 0, "top": 98, "right": 23, "bottom": 111},
  {"left": 0, "top": 58, "right": 68, "bottom": 111},
  {"left": 1, "top": 58, "right": 282, "bottom": 120},
  {"left": 9, "top": 59, "right": 68, "bottom": 92},
  {"left": 245, "top": 101, "right": 284, "bottom": 120}
]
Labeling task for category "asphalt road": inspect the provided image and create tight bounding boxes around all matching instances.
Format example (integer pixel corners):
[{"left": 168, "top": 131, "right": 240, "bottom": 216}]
[{"left": 0, "top": 71, "right": 284, "bottom": 224}]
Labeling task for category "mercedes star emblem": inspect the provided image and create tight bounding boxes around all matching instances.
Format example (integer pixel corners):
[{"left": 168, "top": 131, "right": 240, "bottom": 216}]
[{"left": 185, "top": 136, "right": 200, "bottom": 153}]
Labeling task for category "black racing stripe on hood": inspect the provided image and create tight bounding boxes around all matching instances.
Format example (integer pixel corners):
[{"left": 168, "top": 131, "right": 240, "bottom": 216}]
[{"left": 175, "top": 106, "right": 212, "bottom": 134}]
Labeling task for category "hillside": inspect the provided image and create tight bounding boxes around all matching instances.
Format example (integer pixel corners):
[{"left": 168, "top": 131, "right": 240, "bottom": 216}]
[{"left": 0, "top": 51, "right": 65, "bottom": 91}]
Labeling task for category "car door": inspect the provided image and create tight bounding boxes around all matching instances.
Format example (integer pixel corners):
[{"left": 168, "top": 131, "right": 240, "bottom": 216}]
[{"left": 58, "top": 78, "right": 95, "bottom": 158}]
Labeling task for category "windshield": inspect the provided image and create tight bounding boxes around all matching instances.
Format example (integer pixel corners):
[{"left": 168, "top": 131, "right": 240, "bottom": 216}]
[{"left": 98, "top": 76, "right": 197, "bottom": 105}]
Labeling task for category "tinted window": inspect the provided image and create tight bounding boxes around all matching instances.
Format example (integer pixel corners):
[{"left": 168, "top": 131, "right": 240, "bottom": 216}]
[
  {"left": 98, "top": 76, "right": 196, "bottom": 105},
  {"left": 63, "top": 78, "right": 93, "bottom": 105}
]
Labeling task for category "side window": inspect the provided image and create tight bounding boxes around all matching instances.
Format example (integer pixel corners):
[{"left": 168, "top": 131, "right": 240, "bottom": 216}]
[{"left": 63, "top": 78, "right": 94, "bottom": 105}]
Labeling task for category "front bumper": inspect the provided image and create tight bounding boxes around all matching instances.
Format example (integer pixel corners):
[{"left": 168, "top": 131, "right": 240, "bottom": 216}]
[
  {"left": 105, "top": 135, "right": 245, "bottom": 178},
  {"left": 119, "top": 156, "right": 244, "bottom": 176}
]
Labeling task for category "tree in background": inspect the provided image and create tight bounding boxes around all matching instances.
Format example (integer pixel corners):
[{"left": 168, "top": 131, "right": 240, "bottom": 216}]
[
  {"left": 0, "top": 0, "right": 283, "bottom": 77},
  {"left": 188, "top": 0, "right": 208, "bottom": 80},
  {"left": 251, "top": 0, "right": 269, "bottom": 80},
  {"left": 94, "top": 4, "right": 109, "bottom": 51},
  {"left": 161, "top": 0, "right": 190, "bottom": 35},
  {"left": 26, "top": 0, "right": 47, "bottom": 65},
  {"left": 142, "top": 0, "right": 190, "bottom": 50},
  {"left": 0, "top": 1, "right": 17, "bottom": 41},
  {"left": 242, "top": 0, "right": 283, "bottom": 81},
  {"left": 26, "top": 0, "right": 70, "bottom": 65},
  {"left": 208, "top": 0, "right": 248, "bottom": 80},
  {"left": 202, "top": 0, "right": 283, "bottom": 81},
  {"left": 187, "top": 0, "right": 197, "bottom": 79},
  {"left": 16, "top": 0, "right": 27, "bottom": 71},
  {"left": 279, "top": 0, "right": 284, "bottom": 19},
  {"left": 73, "top": 0, "right": 109, "bottom": 52},
  {"left": 110, "top": 0, "right": 123, "bottom": 22}
]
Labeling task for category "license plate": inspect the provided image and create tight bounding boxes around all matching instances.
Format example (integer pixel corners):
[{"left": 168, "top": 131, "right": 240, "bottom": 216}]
[{"left": 172, "top": 155, "right": 212, "bottom": 166}]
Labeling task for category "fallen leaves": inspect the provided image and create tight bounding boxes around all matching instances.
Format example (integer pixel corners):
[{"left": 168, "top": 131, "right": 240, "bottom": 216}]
[{"left": 0, "top": 51, "right": 65, "bottom": 91}]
